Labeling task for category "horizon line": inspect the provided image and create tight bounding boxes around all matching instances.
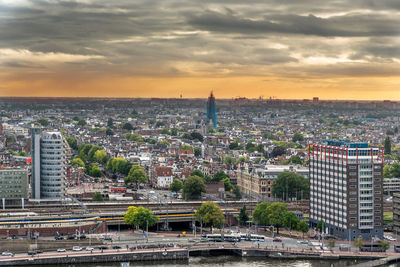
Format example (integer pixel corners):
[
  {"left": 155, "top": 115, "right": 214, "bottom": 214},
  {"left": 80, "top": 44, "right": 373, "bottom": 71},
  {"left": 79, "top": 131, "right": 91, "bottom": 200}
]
[{"left": 0, "top": 96, "right": 397, "bottom": 102}]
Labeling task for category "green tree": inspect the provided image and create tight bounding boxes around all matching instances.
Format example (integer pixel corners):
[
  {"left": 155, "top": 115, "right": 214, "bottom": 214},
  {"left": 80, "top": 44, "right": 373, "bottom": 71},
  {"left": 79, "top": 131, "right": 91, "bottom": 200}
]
[
  {"left": 292, "top": 133, "right": 304, "bottom": 142},
  {"left": 353, "top": 237, "right": 363, "bottom": 248},
  {"left": 283, "top": 211, "right": 300, "bottom": 232},
  {"left": 122, "top": 122, "right": 134, "bottom": 131},
  {"left": 316, "top": 220, "right": 326, "bottom": 233},
  {"left": 126, "top": 133, "right": 144, "bottom": 142},
  {"left": 252, "top": 202, "right": 269, "bottom": 226},
  {"left": 191, "top": 131, "right": 204, "bottom": 142},
  {"left": 124, "top": 206, "right": 158, "bottom": 231},
  {"left": 194, "top": 147, "right": 201, "bottom": 157},
  {"left": 213, "top": 171, "right": 229, "bottom": 181},
  {"left": 195, "top": 201, "right": 225, "bottom": 228},
  {"left": 94, "top": 150, "right": 108, "bottom": 164},
  {"left": 233, "top": 186, "right": 242, "bottom": 200},
  {"left": 238, "top": 205, "right": 249, "bottom": 225},
  {"left": 77, "top": 119, "right": 86, "bottom": 126},
  {"left": 73, "top": 116, "right": 80, "bottom": 121},
  {"left": 88, "top": 163, "right": 102, "bottom": 177},
  {"left": 66, "top": 137, "right": 78, "bottom": 150},
  {"left": 124, "top": 165, "right": 148, "bottom": 188},
  {"left": 297, "top": 221, "right": 309, "bottom": 238},
  {"left": 224, "top": 155, "right": 235, "bottom": 169},
  {"left": 171, "top": 128, "right": 178, "bottom": 136},
  {"left": 92, "top": 192, "right": 104, "bottom": 202},
  {"left": 385, "top": 136, "right": 391, "bottom": 155},
  {"left": 190, "top": 169, "right": 204, "bottom": 178},
  {"left": 169, "top": 178, "right": 183, "bottom": 193},
  {"left": 161, "top": 128, "right": 170, "bottom": 135},
  {"left": 222, "top": 177, "right": 233, "bottom": 192},
  {"left": 266, "top": 202, "right": 288, "bottom": 234},
  {"left": 106, "top": 158, "right": 132, "bottom": 175},
  {"left": 36, "top": 118, "right": 49, "bottom": 126},
  {"left": 272, "top": 172, "right": 309, "bottom": 201},
  {"left": 106, "top": 128, "right": 114, "bottom": 136},
  {"left": 246, "top": 142, "right": 256, "bottom": 152},
  {"left": 287, "top": 155, "right": 303, "bottom": 165},
  {"left": 107, "top": 118, "right": 113, "bottom": 128},
  {"left": 88, "top": 145, "right": 102, "bottom": 161},
  {"left": 378, "top": 240, "right": 390, "bottom": 251},
  {"left": 18, "top": 151, "right": 27, "bottom": 156},
  {"left": 182, "top": 175, "right": 206, "bottom": 200},
  {"left": 71, "top": 157, "right": 85, "bottom": 168}
]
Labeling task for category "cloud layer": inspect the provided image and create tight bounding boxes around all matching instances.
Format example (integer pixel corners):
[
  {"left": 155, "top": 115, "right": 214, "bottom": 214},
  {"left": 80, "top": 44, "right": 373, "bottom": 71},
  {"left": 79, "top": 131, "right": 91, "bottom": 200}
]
[{"left": 0, "top": 0, "right": 399, "bottom": 99}]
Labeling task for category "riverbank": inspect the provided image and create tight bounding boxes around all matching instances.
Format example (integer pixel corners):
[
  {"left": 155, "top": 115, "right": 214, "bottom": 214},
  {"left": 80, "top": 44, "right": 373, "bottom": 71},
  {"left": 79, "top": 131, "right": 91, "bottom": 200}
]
[{"left": 0, "top": 244, "right": 391, "bottom": 266}]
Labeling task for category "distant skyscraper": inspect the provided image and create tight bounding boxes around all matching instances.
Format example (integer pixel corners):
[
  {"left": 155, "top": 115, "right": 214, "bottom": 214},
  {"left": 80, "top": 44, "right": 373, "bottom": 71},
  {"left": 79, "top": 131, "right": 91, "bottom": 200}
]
[
  {"left": 206, "top": 91, "right": 217, "bottom": 128},
  {"left": 31, "top": 128, "right": 66, "bottom": 199}
]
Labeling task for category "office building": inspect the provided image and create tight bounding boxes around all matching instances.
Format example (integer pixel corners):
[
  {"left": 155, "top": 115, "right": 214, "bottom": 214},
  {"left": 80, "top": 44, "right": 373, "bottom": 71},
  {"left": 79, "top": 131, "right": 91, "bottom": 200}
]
[
  {"left": 309, "top": 141, "right": 384, "bottom": 240},
  {"left": 206, "top": 91, "right": 217, "bottom": 129},
  {"left": 31, "top": 129, "right": 66, "bottom": 199},
  {"left": 0, "top": 167, "right": 28, "bottom": 200}
]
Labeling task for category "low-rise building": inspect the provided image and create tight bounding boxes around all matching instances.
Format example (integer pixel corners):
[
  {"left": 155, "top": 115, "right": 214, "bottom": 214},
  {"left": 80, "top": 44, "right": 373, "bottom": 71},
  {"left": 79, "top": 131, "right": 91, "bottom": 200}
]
[
  {"left": 153, "top": 166, "right": 173, "bottom": 188},
  {"left": 0, "top": 167, "right": 28, "bottom": 200},
  {"left": 384, "top": 178, "right": 400, "bottom": 195},
  {"left": 236, "top": 165, "right": 308, "bottom": 199}
]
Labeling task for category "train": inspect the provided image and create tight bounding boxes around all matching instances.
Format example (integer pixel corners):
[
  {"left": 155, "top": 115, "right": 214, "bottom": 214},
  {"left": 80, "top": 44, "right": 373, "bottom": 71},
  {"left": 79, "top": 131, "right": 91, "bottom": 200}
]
[{"left": 0, "top": 210, "right": 196, "bottom": 225}]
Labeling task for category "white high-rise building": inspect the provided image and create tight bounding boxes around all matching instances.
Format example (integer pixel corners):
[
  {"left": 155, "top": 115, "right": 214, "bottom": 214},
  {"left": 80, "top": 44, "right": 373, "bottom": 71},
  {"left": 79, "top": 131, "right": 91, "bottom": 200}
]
[
  {"left": 31, "top": 128, "right": 66, "bottom": 199},
  {"left": 309, "top": 141, "right": 384, "bottom": 241}
]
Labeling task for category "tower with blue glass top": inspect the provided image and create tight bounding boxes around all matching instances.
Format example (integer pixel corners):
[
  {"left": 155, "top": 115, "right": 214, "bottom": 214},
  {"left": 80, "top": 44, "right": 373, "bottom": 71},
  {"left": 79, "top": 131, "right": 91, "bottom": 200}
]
[{"left": 206, "top": 91, "right": 217, "bottom": 129}]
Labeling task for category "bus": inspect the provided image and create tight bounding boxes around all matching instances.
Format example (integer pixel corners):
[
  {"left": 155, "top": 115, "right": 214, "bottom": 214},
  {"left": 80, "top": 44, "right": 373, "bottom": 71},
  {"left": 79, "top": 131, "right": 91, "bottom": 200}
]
[
  {"left": 248, "top": 234, "right": 266, "bottom": 242},
  {"left": 110, "top": 187, "right": 127, "bottom": 194},
  {"left": 223, "top": 234, "right": 241, "bottom": 243},
  {"left": 205, "top": 234, "right": 223, "bottom": 242}
]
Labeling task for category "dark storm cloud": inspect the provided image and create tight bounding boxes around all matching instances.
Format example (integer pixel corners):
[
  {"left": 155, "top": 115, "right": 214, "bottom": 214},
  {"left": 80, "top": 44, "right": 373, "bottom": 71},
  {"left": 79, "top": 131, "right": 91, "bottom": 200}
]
[
  {"left": 187, "top": 11, "right": 400, "bottom": 37},
  {"left": 0, "top": 0, "right": 399, "bottom": 79}
]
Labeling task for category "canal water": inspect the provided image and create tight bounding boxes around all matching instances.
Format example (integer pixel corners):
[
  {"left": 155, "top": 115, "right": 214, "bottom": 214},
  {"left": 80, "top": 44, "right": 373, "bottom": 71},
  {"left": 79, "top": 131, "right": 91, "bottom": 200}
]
[{"left": 41, "top": 256, "right": 363, "bottom": 267}]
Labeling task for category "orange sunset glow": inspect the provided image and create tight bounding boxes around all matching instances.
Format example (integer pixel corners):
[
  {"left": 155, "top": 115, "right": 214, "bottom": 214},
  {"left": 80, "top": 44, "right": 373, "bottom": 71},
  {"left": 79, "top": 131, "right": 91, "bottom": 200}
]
[{"left": 1, "top": 1, "right": 399, "bottom": 99}]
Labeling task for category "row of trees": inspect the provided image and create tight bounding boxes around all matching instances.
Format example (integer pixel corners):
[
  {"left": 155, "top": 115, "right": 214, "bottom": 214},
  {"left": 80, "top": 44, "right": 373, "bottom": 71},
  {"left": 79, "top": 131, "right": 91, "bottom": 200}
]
[
  {"left": 252, "top": 202, "right": 308, "bottom": 235},
  {"left": 271, "top": 172, "right": 310, "bottom": 201}
]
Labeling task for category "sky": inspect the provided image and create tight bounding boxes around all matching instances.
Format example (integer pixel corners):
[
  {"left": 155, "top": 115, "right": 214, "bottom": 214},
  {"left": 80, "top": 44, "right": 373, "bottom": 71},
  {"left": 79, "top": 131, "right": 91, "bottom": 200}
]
[{"left": 0, "top": 0, "right": 399, "bottom": 100}]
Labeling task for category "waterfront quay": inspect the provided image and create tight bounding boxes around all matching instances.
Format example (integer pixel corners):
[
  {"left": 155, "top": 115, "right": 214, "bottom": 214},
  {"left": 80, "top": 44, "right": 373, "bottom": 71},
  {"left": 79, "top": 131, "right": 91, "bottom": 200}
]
[{"left": 0, "top": 243, "right": 396, "bottom": 266}]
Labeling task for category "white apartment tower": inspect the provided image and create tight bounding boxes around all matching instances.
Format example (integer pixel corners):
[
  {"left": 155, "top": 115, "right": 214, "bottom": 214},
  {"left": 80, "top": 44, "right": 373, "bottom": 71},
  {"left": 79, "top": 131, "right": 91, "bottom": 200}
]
[
  {"left": 309, "top": 141, "right": 384, "bottom": 240},
  {"left": 31, "top": 128, "right": 66, "bottom": 199}
]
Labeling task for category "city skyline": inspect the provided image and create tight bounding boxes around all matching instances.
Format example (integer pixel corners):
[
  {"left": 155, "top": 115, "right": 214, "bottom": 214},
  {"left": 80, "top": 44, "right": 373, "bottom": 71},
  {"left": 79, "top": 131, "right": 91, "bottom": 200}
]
[{"left": 1, "top": 1, "right": 399, "bottom": 100}]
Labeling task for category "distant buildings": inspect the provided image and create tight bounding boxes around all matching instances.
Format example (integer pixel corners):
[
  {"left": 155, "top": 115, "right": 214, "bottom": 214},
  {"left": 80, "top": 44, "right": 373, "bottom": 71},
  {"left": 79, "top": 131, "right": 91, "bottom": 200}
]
[
  {"left": 309, "top": 141, "right": 384, "bottom": 240},
  {"left": 0, "top": 167, "right": 28, "bottom": 200},
  {"left": 152, "top": 166, "right": 173, "bottom": 188},
  {"left": 206, "top": 91, "right": 217, "bottom": 129},
  {"left": 32, "top": 128, "right": 66, "bottom": 199},
  {"left": 383, "top": 177, "right": 400, "bottom": 195}
]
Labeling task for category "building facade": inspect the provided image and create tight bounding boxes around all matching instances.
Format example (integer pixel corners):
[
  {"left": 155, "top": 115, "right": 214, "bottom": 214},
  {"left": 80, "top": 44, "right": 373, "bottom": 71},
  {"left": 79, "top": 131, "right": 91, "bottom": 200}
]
[
  {"left": 0, "top": 168, "right": 28, "bottom": 200},
  {"left": 309, "top": 141, "right": 384, "bottom": 240},
  {"left": 393, "top": 192, "right": 400, "bottom": 235},
  {"left": 236, "top": 165, "right": 309, "bottom": 200},
  {"left": 383, "top": 177, "right": 400, "bottom": 195},
  {"left": 31, "top": 129, "right": 66, "bottom": 199}
]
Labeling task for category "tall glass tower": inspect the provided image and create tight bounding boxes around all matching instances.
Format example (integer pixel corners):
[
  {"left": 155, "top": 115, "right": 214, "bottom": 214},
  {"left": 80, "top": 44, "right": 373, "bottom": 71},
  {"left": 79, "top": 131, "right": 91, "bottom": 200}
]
[{"left": 206, "top": 91, "right": 218, "bottom": 129}]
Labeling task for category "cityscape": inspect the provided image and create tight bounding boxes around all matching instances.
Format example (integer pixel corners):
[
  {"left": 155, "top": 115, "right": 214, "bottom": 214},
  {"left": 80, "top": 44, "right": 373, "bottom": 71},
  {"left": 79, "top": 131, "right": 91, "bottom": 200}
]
[{"left": 1, "top": 0, "right": 400, "bottom": 267}]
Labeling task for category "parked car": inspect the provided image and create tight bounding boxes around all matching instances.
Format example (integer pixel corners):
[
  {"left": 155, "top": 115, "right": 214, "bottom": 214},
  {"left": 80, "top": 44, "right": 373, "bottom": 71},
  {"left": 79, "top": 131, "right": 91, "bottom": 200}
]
[
  {"left": 72, "top": 246, "right": 82, "bottom": 251},
  {"left": 112, "top": 245, "right": 121, "bottom": 249},
  {"left": 1, "top": 252, "right": 14, "bottom": 257},
  {"left": 27, "top": 250, "right": 37, "bottom": 255},
  {"left": 103, "top": 236, "right": 112, "bottom": 241},
  {"left": 98, "top": 245, "right": 108, "bottom": 250},
  {"left": 297, "top": 240, "right": 308, "bottom": 244},
  {"left": 57, "top": 248, "right": 66, "bottom": 253},
  {"left": 34, "top": 250, "right": 43, "bottom": 254},
  {"left": 273, "top": 238, "right": 282, "bottom": 242},
  {"left": 55, "top": 235, "right": 64, "bottom": 240},
  {"left": 85, "top": 247, "right": 94, "bottom": 251},
  {"left": 67, "top": 234, "right": 76, "bottom": 240}
]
